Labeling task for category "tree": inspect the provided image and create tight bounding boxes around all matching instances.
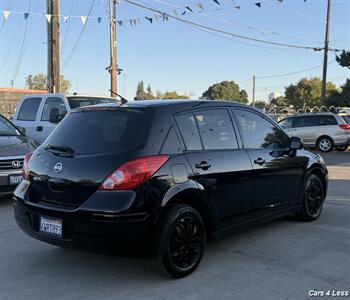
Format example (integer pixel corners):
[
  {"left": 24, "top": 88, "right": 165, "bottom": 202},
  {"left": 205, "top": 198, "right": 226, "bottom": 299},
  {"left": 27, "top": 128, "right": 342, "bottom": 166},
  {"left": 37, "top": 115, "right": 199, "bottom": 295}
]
[
  {"left": 336, "top": 50, "right": 350, "bottom": 69},
  {"left": 254, "top": 100, "right": 268, "bottom": 110},
  {"left": 201, "top": 81, "right": 248, "bottom": 103},
  {"left": 146, "top": 84, "right": 155, "bottom": 99},
  {"left": 25, "top": 73, "right": 71, "bottom": 92},
  {"left": 157, "top": 91, "right": 189, "bottom": 99},
  {"left": 270, "top": 96, "right": 287, "bottom": 107},
  {"left": 325, "top": 79, "right": 350, "bottom": 107},
  {"left": 284, "top": 77, "right": 338, "bottom": 109},
  {"left": 134, "top": 81, "right": 147, "bottom": 100}
]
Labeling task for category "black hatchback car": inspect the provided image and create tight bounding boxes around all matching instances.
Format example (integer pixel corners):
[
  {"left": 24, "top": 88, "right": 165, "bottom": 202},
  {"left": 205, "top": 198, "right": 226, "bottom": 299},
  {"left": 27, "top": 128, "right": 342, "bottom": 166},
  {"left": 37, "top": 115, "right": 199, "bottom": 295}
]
[{"left": 14, "top": 100, "right": 328, "bottom": 278}]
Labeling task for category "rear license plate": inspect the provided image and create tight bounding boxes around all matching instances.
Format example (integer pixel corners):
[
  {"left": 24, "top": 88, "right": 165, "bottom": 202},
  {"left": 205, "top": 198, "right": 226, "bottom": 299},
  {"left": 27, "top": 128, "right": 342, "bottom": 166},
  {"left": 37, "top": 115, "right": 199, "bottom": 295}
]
[
  {"left": 9, "top": 175, "right": 23, "bottom": 185},
  {"left": 39, "top": 217, "right": 63, "bottom": 238}
]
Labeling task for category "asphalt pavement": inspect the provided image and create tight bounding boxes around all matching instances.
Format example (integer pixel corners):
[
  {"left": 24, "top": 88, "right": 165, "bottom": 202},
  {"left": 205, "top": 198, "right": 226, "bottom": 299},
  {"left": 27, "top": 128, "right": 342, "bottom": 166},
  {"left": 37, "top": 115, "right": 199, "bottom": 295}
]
[{"left": 0, "top": 151, "right": 349, "bottom": 300}]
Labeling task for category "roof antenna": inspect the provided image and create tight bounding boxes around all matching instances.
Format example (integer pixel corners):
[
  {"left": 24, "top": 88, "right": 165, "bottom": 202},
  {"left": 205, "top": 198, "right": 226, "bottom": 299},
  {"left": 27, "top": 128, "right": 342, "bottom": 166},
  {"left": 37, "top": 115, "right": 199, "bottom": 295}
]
[{"left": 109, "top": 90, "right": 128, "bottom": 105}]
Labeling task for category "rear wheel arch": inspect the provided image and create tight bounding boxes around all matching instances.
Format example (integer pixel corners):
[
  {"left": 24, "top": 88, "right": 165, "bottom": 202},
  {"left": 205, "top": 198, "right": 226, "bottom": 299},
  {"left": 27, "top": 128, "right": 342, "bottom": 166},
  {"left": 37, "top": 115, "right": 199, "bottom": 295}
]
[{"left": 161, "top": 192, "right": 213, "bottom": 242}]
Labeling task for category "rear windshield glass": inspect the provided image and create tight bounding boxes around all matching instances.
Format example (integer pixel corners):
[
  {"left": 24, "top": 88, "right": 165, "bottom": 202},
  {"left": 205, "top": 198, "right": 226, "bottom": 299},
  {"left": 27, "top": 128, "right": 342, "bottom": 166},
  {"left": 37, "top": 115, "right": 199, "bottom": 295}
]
[
  {"left": 67, "top": 97, "right": 116, "bottom": 109},
  {"left": 44, "top": 109, "right": 151, "bottom": 155},
  {"left": 341, "top": 115, "right": 350, "bottom": 124}
]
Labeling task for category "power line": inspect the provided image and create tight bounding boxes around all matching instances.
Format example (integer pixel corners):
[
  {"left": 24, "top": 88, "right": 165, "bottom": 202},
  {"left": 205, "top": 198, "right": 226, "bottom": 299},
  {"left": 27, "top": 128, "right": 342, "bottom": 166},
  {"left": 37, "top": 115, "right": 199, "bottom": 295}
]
[
  {"left": 256, "top": 60, "right": 336, "bottom": 79},
  {"left": 62, "top": 0, "right": 96, "bottom": 69},
  {"left": 152, "top": 0, "right": 324, "bottom": 45},
  {"left": 11, "top": 0, "right": 32, "bottom": 86},
  {"left": 124, "top": 0, "right": 342, "bottom": 51},
  {"left": 61, "top": 0, "right": 77, "bottom": 55}
]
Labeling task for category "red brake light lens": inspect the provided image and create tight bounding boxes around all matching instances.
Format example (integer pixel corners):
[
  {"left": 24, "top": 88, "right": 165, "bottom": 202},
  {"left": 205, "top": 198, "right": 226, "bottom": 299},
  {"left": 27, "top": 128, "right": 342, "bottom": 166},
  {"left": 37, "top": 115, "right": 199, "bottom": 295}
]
[
  {"left": 23, "top": 153, "right": 33, "bottom": 180},
  {"left": 98, "top": 155, "right": 169, "bottom": 190},
  {"left": 339, "top": 124, "right": 350, "bottom": 130}
]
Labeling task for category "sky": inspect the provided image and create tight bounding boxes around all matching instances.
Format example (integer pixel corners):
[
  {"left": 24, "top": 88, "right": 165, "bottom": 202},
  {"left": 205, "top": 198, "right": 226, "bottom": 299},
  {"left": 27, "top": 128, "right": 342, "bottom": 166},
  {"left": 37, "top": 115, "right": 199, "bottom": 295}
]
[{"left": 0, "top": 0, "right": 349, "bottom": 102}]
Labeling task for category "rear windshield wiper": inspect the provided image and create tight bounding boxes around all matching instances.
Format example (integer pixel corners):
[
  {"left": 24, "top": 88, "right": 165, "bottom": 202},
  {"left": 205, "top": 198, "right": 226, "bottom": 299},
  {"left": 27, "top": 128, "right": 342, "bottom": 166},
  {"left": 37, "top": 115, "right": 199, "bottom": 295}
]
[{"left": 45, "top": 144, "right": 75, "bottom": 155}]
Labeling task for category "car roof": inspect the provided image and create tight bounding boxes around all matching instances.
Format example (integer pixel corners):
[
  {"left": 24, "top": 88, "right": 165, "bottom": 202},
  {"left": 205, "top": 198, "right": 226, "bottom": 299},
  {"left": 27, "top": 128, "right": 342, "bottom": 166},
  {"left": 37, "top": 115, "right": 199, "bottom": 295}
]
[
  {"left": 291, "top": 112, "right": 336, "bottom": 117},
  {"left": 80, "top": 99, "right": 252, "bottom": 110}
]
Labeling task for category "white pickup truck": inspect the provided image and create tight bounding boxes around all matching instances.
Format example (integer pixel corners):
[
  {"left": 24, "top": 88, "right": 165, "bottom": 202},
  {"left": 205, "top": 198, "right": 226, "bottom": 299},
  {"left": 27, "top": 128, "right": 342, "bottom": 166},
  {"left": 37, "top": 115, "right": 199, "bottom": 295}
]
[{"left": 12, "top": 93, "right": 117, "bottom": 143}]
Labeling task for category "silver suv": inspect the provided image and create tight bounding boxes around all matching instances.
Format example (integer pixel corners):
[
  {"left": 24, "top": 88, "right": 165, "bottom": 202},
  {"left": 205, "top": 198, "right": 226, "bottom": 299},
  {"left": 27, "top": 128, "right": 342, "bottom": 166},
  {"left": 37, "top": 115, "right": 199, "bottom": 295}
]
[{"left": 278, "top": 113, "right": 350, "bottom": 152}]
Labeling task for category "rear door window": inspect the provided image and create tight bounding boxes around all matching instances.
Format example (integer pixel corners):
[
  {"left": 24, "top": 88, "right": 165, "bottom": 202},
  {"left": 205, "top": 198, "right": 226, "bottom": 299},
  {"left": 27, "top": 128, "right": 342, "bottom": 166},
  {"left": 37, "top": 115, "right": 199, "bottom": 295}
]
[
  {"left": 194, "top": 109, "right": 238, "bottom": 150},
  {"left": 44, "top": 109, "right": 151, "bottom": 155},
  {"left": 17, "top": 98, "right": 42, "bottom": 121},
  {"left": 175, "top": 113, "right": 202, "bottom": 151},
  {"left": 293, "top": 116, "right": 319, "bottom": 128}
]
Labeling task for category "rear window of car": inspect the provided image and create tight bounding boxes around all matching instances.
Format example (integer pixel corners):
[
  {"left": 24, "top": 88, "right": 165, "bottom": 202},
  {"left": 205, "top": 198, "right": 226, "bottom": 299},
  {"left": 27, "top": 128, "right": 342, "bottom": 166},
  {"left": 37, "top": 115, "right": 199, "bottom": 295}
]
[
  {"left": 67, "top": 97, "right": 116, "bottom": 109},
  {"left": 340, "top": 115, "right": 350, "bottom": 124},
  {"left": 17, "top": 98, "right": 41, "bottom": 121},
  {"left": 44, "top": 109, "right": 151, "bottom": 155},
  {"left": 175, "top": 113, "right": 202, "bottom": 151}
]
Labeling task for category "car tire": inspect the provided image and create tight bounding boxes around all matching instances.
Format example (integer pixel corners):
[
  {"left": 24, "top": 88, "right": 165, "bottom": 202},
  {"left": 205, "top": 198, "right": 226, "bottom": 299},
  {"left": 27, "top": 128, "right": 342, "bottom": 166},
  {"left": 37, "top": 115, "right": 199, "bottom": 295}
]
[
  {"left": 297, "top": 174, "right": 325, "bottom": 222},
  {"left": 317, "top": 136, "right": 334, "bottom": 152},
  {"left": 335, "top": 146, "right": 348, "bottom": 152},
  {"left": 155, "top": 204, "right": 206, "bottom": 278}
]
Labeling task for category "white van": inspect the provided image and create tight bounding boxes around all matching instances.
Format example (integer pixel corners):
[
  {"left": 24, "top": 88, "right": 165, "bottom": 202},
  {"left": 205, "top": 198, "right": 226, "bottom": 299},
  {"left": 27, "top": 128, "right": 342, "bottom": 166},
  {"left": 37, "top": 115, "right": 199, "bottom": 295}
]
[{"left": 12, "top": 94, "right": 117, "bottom": 143}]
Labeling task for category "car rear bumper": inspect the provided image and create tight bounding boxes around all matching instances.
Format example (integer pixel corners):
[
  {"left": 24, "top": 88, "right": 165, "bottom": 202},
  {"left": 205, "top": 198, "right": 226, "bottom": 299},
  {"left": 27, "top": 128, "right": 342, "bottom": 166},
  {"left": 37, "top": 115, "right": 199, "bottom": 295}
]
[{"left": 13, "top": 181, "right": 158, "bottom": 257}]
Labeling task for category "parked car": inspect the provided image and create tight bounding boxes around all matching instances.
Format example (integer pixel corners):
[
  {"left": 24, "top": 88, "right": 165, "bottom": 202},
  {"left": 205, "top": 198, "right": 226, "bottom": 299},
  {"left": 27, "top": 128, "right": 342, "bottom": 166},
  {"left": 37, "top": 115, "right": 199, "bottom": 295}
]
[
  {"left": 11, "top": 94, "right": 117, "bottom": 144},
  {"left": 278, "top": 113, "right": 350, "bottom": 152},
  {"left": 14, "top": 100, "right": 328, "bottom": 278},
  {"left": 0, "top": 114, "right": 37, "bottom": 197}
]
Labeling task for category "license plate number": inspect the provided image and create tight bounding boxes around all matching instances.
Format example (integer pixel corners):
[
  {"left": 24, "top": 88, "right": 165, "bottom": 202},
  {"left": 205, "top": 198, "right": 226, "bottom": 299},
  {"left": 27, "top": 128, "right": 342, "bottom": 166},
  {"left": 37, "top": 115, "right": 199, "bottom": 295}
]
[
  {"left": 40, "top": 217, "right": 62, "bottom": 238},
  {"left": 9, "top": 175, "right": 23, "bottom": 185}
]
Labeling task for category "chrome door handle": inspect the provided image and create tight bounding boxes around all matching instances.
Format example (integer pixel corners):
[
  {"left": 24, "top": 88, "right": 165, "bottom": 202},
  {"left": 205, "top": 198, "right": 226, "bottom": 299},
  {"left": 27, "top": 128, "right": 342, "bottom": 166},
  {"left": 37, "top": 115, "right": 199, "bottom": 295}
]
[{"left": 195, "top": 161, "right": 211, "bottom": 170}]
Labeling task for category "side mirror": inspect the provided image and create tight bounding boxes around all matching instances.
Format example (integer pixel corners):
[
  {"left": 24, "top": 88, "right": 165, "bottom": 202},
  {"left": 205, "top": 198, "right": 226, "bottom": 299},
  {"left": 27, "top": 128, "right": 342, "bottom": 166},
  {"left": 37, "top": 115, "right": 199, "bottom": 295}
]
[
  {"left": 17, "top": 126, "right": 26, "bottom": 135},
  {"left": 49, "top": 108, "right": 60, "bottom": 124},
  {"left": 290, "top": 137, "right": 303, "bottom": 150}
]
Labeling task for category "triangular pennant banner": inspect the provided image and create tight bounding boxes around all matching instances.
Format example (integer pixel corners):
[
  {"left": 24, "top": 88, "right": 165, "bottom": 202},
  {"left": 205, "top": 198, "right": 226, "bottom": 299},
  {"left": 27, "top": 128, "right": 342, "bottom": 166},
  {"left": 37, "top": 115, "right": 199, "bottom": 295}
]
[
  {"left": 181, "top": 11, "right": 186, "bottom": 15},
  {"left": 132, "top": 19, "right": 137, "bottom": 26},
  {"left": 129, "top": 19, "right": 133, "bottom": 26},
  {"left": 186, "top": 6, "right": 193, "bottom": 13},
  {"left": 97, "top": 17, "right": 102, "bottom": 23},
  {"left": 24, "top": 13, "right": 29, "bottom": 20},
  {"left": 278, "top": 0, "right": 283, "bottom": 2},
  {"left": 197, "top": 3, "right": 204, "bottom": 11},
  {"left": 162, "top": 14, "right": 168, "bottom": 21},
  {"left": 117, "top": 20, "right": 122, "bottom": 26},
  {"left": 234, "top": 5, "right": 240, "bottom": 9},
  {"left": 212, "top": 0, "right": 220, "bottom": 5},
  {"left": 255, "top": 2, "right": 261, "bottom": 7},
  {"left": 46, "top": 14, "right": 52, "bottom": 23},
  {"left": 64, "top": 16, "right": 69, "bottom": 22},
  {"left": 145, "top": 17, "right": 153, "bottom": 23},
  {"left": 81, "top": 16, "right": 87, "bottom": 25}
]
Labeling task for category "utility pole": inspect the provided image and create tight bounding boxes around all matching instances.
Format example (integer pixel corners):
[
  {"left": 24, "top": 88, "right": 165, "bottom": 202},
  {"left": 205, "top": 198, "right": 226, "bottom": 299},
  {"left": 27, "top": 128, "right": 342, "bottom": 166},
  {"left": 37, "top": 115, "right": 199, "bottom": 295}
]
[
  {"left": 47, "top": 0, "right": 61, "bottom": 93},
  {"left": 321, "top": 0, "right": 331, "bottom": 103},
  {"left": 252, "top": 75, "right": 256, "bottom": 107},
  {"left": 109, "top": 0, "right": 117, "bottom": 97}
]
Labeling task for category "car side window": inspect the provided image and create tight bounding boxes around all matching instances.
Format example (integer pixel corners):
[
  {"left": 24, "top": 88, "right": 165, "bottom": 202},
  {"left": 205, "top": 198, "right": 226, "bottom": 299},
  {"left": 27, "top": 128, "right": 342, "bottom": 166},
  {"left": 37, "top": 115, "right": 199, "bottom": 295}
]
[
  {"left": 294, "top": 116, "right": 319, "bottom": 128},
  {"left": 319, "top": 115, "right": 337, "bottom": 126},
  {"left": 175, "top": 113, "right": 202, "bottom": 151},
  {"left": 278, "top": 117, "right": 293, "bottom": 129},
  {"left": 235, "top": 109, "right": 289, "bottom": 149},
  {"left": 17, "top": 98, "right": 42, "bottom": 121},
  {"left": 194, "top": 109, "right": 238, "bottom": 150},
  {"left": 41, "top": 97, "right": 67, "bottom": 121}
]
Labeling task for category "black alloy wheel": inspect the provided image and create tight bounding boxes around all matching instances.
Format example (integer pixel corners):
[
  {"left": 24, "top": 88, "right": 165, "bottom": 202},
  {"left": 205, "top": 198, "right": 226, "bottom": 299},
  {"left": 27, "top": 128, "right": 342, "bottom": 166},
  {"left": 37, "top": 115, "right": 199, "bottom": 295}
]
[
  {"left": 298, "top": 174, "right": 325, "bottom": 221},
  {"left": 156, "top": 204, "right": 206, "bottom": 278}
]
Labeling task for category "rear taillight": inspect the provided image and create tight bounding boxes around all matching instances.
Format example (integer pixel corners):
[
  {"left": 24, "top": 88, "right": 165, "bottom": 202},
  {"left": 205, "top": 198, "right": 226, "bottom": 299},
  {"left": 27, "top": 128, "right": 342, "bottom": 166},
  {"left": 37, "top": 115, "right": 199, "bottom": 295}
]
[
  {"left": 23, "top": 153, "right": 32, "bottom": 180},
  {"left": 339, "top": 124, "right": 350, "bottom": 130},
  {"left": 98, "top": 155, "right": 169, "bottom": 190}
]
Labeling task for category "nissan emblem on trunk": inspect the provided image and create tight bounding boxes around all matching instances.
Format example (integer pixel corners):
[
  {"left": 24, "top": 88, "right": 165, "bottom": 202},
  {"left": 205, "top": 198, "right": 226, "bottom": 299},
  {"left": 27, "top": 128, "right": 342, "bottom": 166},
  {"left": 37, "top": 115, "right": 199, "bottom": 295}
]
[{"left": 53, "top": 163, "right": 63, "bottom": 173}]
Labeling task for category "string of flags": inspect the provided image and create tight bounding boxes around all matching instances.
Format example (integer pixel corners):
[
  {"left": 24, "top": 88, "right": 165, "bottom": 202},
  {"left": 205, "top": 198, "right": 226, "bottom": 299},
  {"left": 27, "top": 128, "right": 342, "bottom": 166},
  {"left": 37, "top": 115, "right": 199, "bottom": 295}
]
[{"left": 0, "top": 0, "right": 310, "bottom": 28}]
